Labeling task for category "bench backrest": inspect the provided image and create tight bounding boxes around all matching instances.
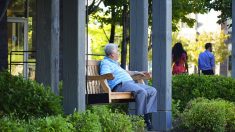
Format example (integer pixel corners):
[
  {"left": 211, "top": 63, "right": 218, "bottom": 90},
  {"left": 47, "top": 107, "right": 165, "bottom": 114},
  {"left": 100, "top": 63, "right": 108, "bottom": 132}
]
[{"left": 86, "top": 60, "right": 103, "bottom": 94}]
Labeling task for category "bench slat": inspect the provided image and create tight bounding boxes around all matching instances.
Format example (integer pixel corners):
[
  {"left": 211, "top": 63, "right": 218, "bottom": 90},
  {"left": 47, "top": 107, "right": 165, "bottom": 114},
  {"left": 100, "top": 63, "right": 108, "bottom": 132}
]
[{"left": 110, "top": 92, "right": 134, "bottom": 99}]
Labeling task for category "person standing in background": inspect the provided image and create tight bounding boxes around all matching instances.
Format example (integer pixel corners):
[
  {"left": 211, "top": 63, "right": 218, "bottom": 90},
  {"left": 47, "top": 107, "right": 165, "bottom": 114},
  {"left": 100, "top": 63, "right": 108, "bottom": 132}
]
[
  {"left": 172, "top": 42, "right": 188, "bottom": 75},
  {"left": 198, "top": 43, "right": 215, "bottom": 75}
]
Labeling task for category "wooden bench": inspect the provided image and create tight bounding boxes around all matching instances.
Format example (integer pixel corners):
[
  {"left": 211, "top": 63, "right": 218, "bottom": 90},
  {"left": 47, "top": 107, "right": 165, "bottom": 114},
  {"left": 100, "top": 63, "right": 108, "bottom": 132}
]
[{"left": 86, "top": 60, "right": 150, "bottom": 104}]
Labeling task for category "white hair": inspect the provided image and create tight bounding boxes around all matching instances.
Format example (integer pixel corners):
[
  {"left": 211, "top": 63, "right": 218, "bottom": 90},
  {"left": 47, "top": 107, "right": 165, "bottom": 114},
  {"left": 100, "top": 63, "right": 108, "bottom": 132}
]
[{"left": 104, "top": 43, "right": 118, "bottom": 56}]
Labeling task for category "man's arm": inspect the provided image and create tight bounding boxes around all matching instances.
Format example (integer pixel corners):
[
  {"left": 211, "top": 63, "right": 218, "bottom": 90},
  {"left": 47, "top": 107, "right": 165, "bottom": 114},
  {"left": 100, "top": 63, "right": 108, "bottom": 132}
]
[
  {"left": 127, "top": 70, "right": 152, "bottom": 78},
  {"left": 198, "top": 54, "right": 201, "bottom": 75},
  {"left": 211, "top": 54, "right": 215, "bottom": 71}
]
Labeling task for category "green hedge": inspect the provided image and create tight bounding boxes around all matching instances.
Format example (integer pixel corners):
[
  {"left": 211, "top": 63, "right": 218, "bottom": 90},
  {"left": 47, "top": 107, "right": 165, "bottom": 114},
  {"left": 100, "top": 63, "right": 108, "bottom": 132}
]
[
  {"left": 172, "top": 74, "right": 235, "bottom": 110},
  {"left": 0, "top": 116, "right": 27, "bottom": 131},
  {"left": 68, "top": 111, "right": 101, "bottom": 132},
  {"left": 0, "top": 115, "right": 74, "bottom": 132},
  {"left": 90, "top": 105, "right": 145, "bottom": 132},
  {"left": 0, "top": 106, "right": 145, "bottom": 132},
  {"left": 181, "top": 98, "right": 235, "bottom": 132},
  {"left": 0, "top": 72, "right": 63, "bottom": 119}
]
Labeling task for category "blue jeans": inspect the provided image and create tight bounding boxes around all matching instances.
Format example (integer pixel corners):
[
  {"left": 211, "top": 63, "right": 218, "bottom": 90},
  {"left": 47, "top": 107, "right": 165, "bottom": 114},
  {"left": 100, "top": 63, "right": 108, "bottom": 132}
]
[{"left": 114, "top": 80, "right": 157, "bottom": 115}]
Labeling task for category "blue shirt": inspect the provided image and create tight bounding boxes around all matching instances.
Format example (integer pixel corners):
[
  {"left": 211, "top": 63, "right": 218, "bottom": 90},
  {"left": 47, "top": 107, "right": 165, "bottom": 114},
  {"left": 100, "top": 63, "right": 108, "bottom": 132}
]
[
  {"left": 100, "top": 56, "right": 133, "bottom": 90},
  {"left": 198, "top": 50, "right": 215, "bottom": 71}
]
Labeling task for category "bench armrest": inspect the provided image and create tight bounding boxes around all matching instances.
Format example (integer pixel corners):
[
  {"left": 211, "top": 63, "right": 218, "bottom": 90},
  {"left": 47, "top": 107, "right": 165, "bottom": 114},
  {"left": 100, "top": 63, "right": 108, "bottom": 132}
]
[
  {"left": 87, "top": 73, "right": 114, "bottom": 81},
  {"left": 87, "top": 73, "right": 113, "bottom": 94}
]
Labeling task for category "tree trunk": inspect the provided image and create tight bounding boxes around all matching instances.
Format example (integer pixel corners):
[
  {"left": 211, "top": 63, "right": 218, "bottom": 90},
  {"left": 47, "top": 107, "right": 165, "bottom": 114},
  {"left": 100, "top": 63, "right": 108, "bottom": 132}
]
[
  {"left": 0, "top": 1, "right": 8, "bottom": 71},
  {"left": 109, "top": 8, "right": 115, "bottom": 43},
  {"left": 121, "top": 4, "right": 128, "bottom": 69}
]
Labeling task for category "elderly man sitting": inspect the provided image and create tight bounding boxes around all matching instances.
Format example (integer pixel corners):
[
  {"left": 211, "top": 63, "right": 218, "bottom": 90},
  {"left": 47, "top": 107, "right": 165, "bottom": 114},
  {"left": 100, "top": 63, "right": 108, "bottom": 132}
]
[{"left": 100, "top": 43, "right": 157, "bottom": 130}]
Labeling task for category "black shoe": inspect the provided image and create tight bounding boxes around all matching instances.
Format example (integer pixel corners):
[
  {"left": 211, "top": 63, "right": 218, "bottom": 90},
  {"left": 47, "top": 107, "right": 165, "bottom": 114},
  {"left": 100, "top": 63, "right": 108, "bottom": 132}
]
[
  {"left": 144, "top": 114, "right": 152, "bottom": 131},
  {"left": 146, "top": 122, "right": 152, "bottom": 131}
]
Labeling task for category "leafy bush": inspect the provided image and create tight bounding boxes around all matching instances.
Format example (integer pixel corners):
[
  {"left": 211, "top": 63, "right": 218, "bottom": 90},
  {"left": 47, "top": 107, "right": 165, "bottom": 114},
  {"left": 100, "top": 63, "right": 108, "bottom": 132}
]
[
  {"left": 172, "top": 99, "right": 181, "bottom": 119},
  {"left": 90, "top": 105, "right": 145, "bottom": 132},
  {"left": 91, "top": 105, "right": 132, "bottom": 132},
  {"left": 0, "top": 106, "right": 145, "bottom": 132},
  {"left": 0, "top": 72, "right": 62, "bottom": 119},
  {"left": 29, "top": 115, "right": 74, "bottom": 132},
  {"left": 0, "top": 115, "right": 74, "bottom": 132},
  {"left": 172, "top": 74, "right": 235, "bottom": 110},
  {"left": 0, "top": 116, "right": 27, "bottom": 131},
  {"left": 129, "top": 115, "right": 145, "bottom": 132},
  {"left": 68, "top": 111, "right": 101, "bottom": 132},
  {"left": 181, "top": 98, "right": 235, "bottom": 132}
]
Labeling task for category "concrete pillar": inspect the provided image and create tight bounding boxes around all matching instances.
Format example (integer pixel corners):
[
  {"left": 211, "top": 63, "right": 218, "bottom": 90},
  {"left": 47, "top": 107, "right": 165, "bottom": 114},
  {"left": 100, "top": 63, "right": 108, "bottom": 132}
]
[
  {"left": 0, "top": 0, "right": 8, "bottom": 71},
  {"left": 129, "top": 0, "right": 148, "bottom": 115},
  {"left": 129, "top": 0, "right": 148, "bottom": 71},
  {"left": 62, "top": 0, "right": 86, "bottom": 114},
  {"left": 36, "top": 0, "right": 60, "bottom": 95},
  {"left": 232, "top": 0, "right": 235, "bottom": 78},
  {"left": 152, "top": 0, "right": 172, "bottom": 131}
]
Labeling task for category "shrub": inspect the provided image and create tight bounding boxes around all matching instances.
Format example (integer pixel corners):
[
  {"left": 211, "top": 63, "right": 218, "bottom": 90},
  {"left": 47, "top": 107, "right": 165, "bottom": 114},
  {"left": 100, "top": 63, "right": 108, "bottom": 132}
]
[
  {"left": 0, "top": 116, "right": 27, "bottom": 131},
  {"left": 91, "top": 105, "right": 133, "bottom": 132},
  {"left": 181, "top": 98, "right": 235, "bottom": 132},
  {"left": 29, "top": 115, "right": 74, "bottom": 132},
  {"left": 0, "top": 72, "right": 62, "bottom": 119},
  {"left": 172, "top": 74, "right": 235, "bottom": 110},
  {"left": 0, "top": 115, "right": 73, "bottom": 132},
  {"left": 68, "top": 111, "right": 101, "bottom": 132},
  {"left": 129, "top": 115, "right": 145, "bottom": 132}
]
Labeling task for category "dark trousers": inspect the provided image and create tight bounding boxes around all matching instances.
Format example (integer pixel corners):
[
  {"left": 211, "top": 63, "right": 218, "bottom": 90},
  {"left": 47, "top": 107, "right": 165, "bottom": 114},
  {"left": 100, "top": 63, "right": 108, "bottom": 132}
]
[{"left": 202, "top": 70, "right": 214, "bottom": 75}]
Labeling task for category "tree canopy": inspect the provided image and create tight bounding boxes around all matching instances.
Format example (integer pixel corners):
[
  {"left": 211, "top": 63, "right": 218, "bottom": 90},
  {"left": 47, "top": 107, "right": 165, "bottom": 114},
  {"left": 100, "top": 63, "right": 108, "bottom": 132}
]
[{"left": 88, "top": 0, "right": 232, "bottom": 30}]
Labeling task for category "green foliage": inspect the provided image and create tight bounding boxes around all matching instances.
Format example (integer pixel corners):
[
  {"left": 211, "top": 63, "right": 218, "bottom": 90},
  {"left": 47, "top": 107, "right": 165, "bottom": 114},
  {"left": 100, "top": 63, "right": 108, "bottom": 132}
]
[
  {"left": 171, "top": 0, "right": 209, "bottom": 31},
  {"left": 172, "top": 32, "right": 230, "bottom": 65},
  {"left": 181, "top": 98, "right": 235, "bottom": 132},
  {"left": 172, "top": 99, "right": 181, "bottom": 119},
  {"left": 172, "top": 74, "right": 235, "bottom": 110},
  {"left": 0, "top": 115, "right": 74, "bottom": 132},
  {"left": 89, "top": 105, "right": 145, "bottom": 132},
  {"left": 29, "top": 115, "right": 74, "bottom": 132},
  {"left": 0, "top": 71, "right": 63, "bottom": 119},
  {"left": 130, "top": 115, "right": 145, "bottom": 132},
  {"left": 106, "top": 103, "right": 129, "bottom": 114},
  {"left": 68, "top": 111, "right": 101, "bottom": 132},
  {"left": 205, "top": 0, "right": 232, "bottom": 25},
  {"left": 91, "top": 105, "right": 132, "bottom": 132},
  {"left": 0, "top": 116, "right": 27, "bottom": 131},
  {"left": 0, "top": 105, "right": 144, "bottom": 132},
  {"left": 88, "top": 18, "right": 123, "bottom": 60}
]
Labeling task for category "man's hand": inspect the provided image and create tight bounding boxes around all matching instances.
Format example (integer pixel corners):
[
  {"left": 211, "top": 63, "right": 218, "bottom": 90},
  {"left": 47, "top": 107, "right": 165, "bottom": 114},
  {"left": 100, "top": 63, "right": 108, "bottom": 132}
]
[
  {"left": 140, "top": 71, "right": 152, "bottom": 78},
  {"left": 131, "top": 71, "right": 152, "bottom": 78}
]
